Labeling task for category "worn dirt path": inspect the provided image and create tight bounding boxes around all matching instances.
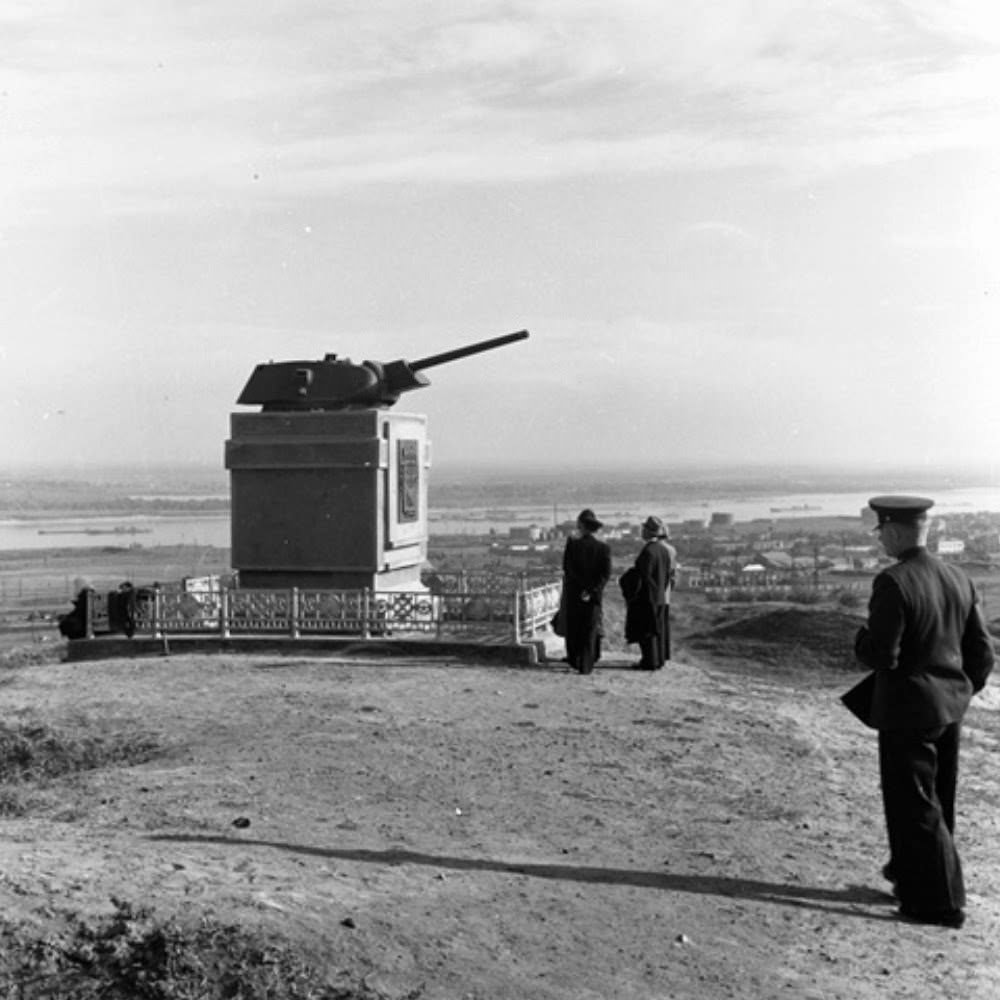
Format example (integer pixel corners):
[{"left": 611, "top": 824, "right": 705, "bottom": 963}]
[{"left": 1, "top": 644, "right": 999, "bottom": 998}]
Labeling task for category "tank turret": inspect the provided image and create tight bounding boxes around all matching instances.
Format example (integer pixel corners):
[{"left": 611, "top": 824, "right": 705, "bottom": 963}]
[{"left": 236, "top": 329, "right": 529, "bottom": 411}]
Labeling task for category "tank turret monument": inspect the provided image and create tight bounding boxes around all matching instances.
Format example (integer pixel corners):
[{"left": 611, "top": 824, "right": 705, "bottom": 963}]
[{"left": 224, "top": 330, "right": 529, "bottom": 591}]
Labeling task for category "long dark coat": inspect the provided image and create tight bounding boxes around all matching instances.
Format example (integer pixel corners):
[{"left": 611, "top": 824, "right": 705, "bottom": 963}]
[
  {"left": 561, "top": 532, "right": 611, "bottom": 673},
  {"left": 623, "top": 540, "right": 675, "bottom": 643}
]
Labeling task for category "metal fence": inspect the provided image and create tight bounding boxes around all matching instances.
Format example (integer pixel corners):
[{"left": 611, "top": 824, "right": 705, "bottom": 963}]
[{"left": 75, "top": 576, "right": 563, "bottom": 647}]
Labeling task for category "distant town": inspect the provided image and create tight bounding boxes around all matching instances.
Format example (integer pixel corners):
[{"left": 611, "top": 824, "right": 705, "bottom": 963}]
[{"left": 430, "top": 507, "right": 1000, "bottom": 591}]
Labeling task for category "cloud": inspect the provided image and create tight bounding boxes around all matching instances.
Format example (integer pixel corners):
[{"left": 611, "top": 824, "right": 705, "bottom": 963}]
[{"left": 2, "top": 0, "right": 998, "bottom": 227}]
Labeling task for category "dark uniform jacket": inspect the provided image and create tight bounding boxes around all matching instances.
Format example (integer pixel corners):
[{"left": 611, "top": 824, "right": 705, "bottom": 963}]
[{"left": 854, "top": 547, "right": 995, "bottom": 730}]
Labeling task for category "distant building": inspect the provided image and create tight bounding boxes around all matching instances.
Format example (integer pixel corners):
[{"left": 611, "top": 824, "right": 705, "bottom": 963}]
[
  {"left": 823, "top": 553, "right": 873, "bottom": 572},
  {"left": 748, "top": 551, "right": 794, "bottom": 571},
  {"left": 936, "top": 538, "right": 965, "bottom": 556},
  {"left": 601, "top": 525, "right": 629, "bottom": 540},
  {"left": 840, "top": 545, "right": 879, "bottom": 570},
  {"left": 550, "top": 520, "right": 631, "bottom": 541},
  {"left": 490, "top": 541, "right": 551, "bottom": 555},
  {"left": 509, "top": 525, "right": 542, "bottom": 542},
  {"left": 710, "top": 512, "right": 734, "bottom": 528},
  {"left": 792, "top": 556, "right": 820, "bottom": 571},
  {"left": 712, "top": 540, "right": 746, "bottom": 556},
  {"left": 843, "top": 545, "right": 877, "bottom": 557}
]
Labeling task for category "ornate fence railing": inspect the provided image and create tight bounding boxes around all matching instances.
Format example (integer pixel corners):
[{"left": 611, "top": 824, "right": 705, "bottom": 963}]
[
  {"left": 517, "top": 579, "right": 562, "bottom": 639},
  {"left": 71, "top": 576, "right": 563, "bottom": 647}
]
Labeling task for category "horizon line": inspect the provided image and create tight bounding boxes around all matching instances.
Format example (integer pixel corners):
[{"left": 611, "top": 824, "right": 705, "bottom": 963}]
[{"left": 2, "top": 458, "right": 999, "bottom": 486}]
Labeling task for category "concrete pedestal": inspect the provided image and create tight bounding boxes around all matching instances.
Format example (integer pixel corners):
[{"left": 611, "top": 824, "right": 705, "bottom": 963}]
[{"left": 224, "top": 409, "right": 429, "bottom": 590}]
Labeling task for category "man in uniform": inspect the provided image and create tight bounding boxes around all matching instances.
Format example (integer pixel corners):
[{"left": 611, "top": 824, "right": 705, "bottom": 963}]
[{"left": 853, "top": 495, "right": 994, "bottom": 928}]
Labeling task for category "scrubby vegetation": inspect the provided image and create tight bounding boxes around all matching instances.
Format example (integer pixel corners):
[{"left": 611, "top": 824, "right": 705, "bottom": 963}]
[
  {"left": 706, "top": 586, "right": 824, "bottom": 605},
  {"left": 0, "top": 899, "right": 383, "bottom": 1000},
  {"left": 683, "top": 605, "right": 863, "bottom": 672},
  {"left": 0, "top": 721, "right": 159, "bottom": 784},
  {"left": 0, "top": 720, "right": 160, "bottom": 816},
  {"left": 0, "top": 641, "right": 64, "bottom": 670}
]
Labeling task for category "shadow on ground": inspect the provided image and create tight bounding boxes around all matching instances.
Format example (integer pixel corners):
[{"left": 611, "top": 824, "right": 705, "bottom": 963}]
[{"left": 150, "top": 834, "right": 894, "bottom": 922}]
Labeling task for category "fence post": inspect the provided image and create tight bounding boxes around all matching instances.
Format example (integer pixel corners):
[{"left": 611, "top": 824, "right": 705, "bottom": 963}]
[
  {"left": 152, "top": 586, "right": 162, "bottom": 640},
  {"left": 511, "top": 582, "right": 522, "bottom": 644},
  {"left": 219, "top": 587, "right": 230, "bottom": 639},
  {"left": 362, "top": 588, "right": 371, "bottom": 639},
  {"left": 290, "top": 587, "right": 300, "bottom": 638},
  {"left": 84, "top": 587, "right": 95, "bottom": 640}
]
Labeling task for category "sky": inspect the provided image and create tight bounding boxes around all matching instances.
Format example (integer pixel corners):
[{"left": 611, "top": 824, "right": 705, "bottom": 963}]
[{"left": 2, "top": 1, "right": 999, "bottom": 476}]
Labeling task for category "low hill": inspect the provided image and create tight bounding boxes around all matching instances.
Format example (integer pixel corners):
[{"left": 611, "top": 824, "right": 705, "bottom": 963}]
[{"left": 0, "top": 609, "right": 998, "bottom": 998}]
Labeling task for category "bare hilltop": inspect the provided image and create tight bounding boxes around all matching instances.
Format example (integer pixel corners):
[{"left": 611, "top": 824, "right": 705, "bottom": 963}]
[{"left": 2, "top": 594, "right": 998, "bottom": 999}]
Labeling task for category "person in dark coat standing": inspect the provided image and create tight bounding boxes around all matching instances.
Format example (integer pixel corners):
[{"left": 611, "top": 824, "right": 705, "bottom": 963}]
[
  {"left": 624, "top": 515, "right": 677, "bottom": 670},
  {"left": 851, "top": 495, "right": 995, "bottom": 928},
  {"left": 561, "top": 509, "right": 612, "bottom": 675}
]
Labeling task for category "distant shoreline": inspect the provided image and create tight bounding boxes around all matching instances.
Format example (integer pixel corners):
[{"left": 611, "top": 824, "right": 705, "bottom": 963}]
[
  {"left": 3, "top": 465, "right": 999, "bottom": 537},
  {"left": 2, "top": 461, "right": 998, "bottom": 489}
]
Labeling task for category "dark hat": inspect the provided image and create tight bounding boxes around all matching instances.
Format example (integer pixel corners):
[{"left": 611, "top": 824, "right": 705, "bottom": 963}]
[
  {"left": 577, "top": 508, "right": 603, "bottom": 531},
  {"left": 868, "top": 495, "right": 934, "bottom": 527},
  {"left": 642, "top": 515, "right": 667, "bottom": 538}
]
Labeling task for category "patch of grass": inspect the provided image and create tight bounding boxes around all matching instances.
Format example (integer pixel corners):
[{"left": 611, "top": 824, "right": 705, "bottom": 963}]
[
  {"left": 685, "top": 605, "right": 862, "bottom": 672},
  {"left": 0, "top": 721, "right": 160, "bottom": 784},
  {"left": 0, "top": 639, "right": 64, "bottom": 670},
  {"left": 0, "top": 899, "right": 387, "bottom": 1000}
]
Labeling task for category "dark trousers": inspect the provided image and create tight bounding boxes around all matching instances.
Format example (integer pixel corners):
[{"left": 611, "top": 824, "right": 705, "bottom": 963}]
[
  {"left": 638, "top": 606, "right": 670, "bottom": 668},
  {"left": 878, "top": 722, "right": 965, "bottom": 914}
]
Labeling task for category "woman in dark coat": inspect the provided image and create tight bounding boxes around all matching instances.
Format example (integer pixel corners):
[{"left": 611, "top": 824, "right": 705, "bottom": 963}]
[
  {"left": 561, "top": 509, "right": 612, "bottom": 674},
  {"left": 622, "top": 515, "right": 676, "bottom": 670}
]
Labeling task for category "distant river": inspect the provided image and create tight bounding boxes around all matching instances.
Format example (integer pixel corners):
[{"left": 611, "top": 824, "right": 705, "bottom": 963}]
[
  {"left": 0, "top": 514, "right": 231, "bottom": 552},
  {"left": 428, "top": 485, "right": 1000, "bottom": 533},
  {"left": 3, "top": 484, "right": 1000, "bottom": 552}
]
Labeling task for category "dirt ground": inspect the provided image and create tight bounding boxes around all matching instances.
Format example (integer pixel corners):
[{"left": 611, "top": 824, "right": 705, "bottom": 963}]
[{"left": 1, "top": 606, "right": 999, "bottom": 999}]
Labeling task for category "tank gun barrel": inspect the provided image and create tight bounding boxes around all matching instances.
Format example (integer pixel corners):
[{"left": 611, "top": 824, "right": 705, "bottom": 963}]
[
  {"left": 410, "top": 329, "right": 529, "bottom": 372},
  {"left": 236, "top": 328, "right": 530, "bottom": 411}
]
